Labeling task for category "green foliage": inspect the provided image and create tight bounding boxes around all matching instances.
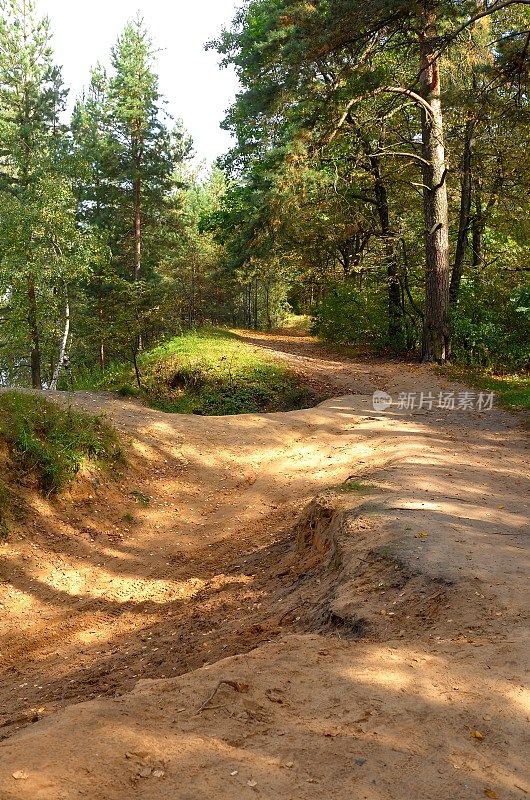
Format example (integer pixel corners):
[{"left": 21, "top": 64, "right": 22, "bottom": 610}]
[
  {"left": 439, "top": 368, "right": 530, "bottom": 412},
  {"left": 72, "top": 328, "right": 319, "bottom": 416},
  {"left": 0, "top": 0, "right": 528, "bottom": 393},
  {"left": 213, "top": 0, "right": 530, "bottom": 368},
  {"left": 451, "top": 278, "right": 530, "bottom": 371},
  {"left": 338, "top": 481, "right": 371, "bottom": 493},
  {"left": 311, "top": 283, "right": 388, "bottom": 349},
  {"left": 0, "top": 391, "right": 122, "bottom": 494}
]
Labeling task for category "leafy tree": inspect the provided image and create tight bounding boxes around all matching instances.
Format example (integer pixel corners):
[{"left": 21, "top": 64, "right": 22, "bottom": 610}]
[
  {"left": 0, "top": 0, "right": 86, "bottom": 388},
  {"left": 214, "top": 0, "right": 530, "bottom": 361}
]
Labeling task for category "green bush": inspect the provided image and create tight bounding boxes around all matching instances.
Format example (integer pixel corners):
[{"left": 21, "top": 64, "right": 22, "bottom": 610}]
[
  {"left": 0, "top": 391, "right": 123, "bottom": 494},
  {"left": 312, "top": 283, "right": 389, "bottom": 348},
  {"left": 451, "top": 279, "right": 530, "bottom": 371}
]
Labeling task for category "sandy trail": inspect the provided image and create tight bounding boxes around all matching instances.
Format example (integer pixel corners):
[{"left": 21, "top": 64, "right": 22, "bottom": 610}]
[{"left": 0, "top": 333, "right": 528, "bottom": 800}]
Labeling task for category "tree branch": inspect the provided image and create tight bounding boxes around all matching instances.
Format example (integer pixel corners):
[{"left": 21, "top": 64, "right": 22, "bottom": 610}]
[
  {"left": 368, "top": 150, "right": 432, "bottom": 167},
  {"left": 328, "top": 86, "right": 435, "bottom": 144},
  {"left": 449, "top": 0, "right": 530, "bottom": 42}
]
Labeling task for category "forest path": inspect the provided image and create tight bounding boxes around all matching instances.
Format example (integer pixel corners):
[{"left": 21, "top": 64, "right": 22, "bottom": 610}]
[{"left": 0, "top": 332, "right": 528, "bottom": 800}]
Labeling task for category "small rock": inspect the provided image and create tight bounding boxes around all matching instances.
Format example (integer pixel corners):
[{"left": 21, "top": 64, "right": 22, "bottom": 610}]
[
  {"left": 138, "top": 766, "right": 153, "bottom": 778},
  {"left": 12, "top": 771, "right": 29, "bottom": 780},
  {"left": 355, "top": 759, "right": 367, "bottom": 766}
]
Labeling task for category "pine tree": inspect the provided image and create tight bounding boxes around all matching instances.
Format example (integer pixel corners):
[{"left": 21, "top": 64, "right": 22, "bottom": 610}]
[
  {"left": 109, "top": 16, "right": 174, "bottom": 284},
  {"left": 0, "top": 0, "right": 72, "bottom": 388}
]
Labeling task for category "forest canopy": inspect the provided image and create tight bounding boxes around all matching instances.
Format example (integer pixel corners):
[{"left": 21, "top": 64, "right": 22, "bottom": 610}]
[{"left": 0, "top": 0, "right": 529, "bottom": 391}]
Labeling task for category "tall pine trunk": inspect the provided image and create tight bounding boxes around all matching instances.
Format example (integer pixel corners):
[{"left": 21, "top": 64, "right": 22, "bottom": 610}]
[
  {"left": 450, "top": 117, "right": 475, "bottom": 304},
  {"left": 27, "top": 275, "right": 42, "bottom": 389},
  {"left": 50, "top": 280, "right": 70, "bottom": 390},
  {"left": 133, "top": 174, "right": 141, "bottom": 282},
  {"left": 419, "top": 8, "right": 451, "bottom": 362},
  {"left": 358, "top": 129, "right": 403, "bottom": 342},
  {"left": 371, "top": 158, "right": 402, "bottom": 342}
]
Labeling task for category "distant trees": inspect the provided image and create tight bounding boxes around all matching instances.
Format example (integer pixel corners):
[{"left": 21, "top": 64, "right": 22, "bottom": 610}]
[
  {"left": 71, "top": 16, "right": 192, "bottom": 375},
  {"left": 0, "top": 5, "right": 197, "bottom": 387}
]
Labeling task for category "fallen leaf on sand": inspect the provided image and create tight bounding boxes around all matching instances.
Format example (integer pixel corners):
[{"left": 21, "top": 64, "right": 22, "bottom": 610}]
[
  {"left": 248, "top": 779, "right": 257, "bottom": 787},
  {"left": 484, "top": 789, "right": 499, "bottom": 799},
  {"left": 415, "top": 531, "right": 429, "bottom": 539},
  {"left": 470, "top": 730, "right": 485, "bottom": 740}
]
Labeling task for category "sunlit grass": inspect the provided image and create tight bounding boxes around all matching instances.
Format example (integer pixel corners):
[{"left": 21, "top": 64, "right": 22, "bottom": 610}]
[
  {"left": 0, "top": 391, "right": 123, "bottom": 494},
  {"left": 70, "top": 327, "right": 319, "bottom": 415},
  {"left": 439, "top": 367, "right": 530, "bottom": 412}
]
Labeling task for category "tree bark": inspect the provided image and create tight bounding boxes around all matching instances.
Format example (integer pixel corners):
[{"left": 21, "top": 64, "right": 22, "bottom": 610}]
[
  {"left": 370, "top": 155, "right": 402, "bottom": 341},
  {"left": 450, "top": 117, "right": 475, "bottom": 304},
  {"left": 354, "top": 125, "right": 403, "bottom": 342},
  {"left": 471, "top": 178, "right": 484, "bottom": 268},
  {"left": 27, "top": 275, "right": 42, "bottom": 389},
  {"left": 133, "top": 174, "right": 141, "bottom": 281},
  {"left": 50, "top": 281, "right": 70, "bottom": 390},
  {"left": 419, "top": 8, "right": 451, "bottom": 362}
]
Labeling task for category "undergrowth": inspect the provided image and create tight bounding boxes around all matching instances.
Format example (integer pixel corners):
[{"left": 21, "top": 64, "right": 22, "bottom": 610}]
[
  {"left": 438, "top": 367, "right": 530, "bottom": 412},
  {"left": 0, "top": 391, "right": 123, "bottom": 494},
  {"left": 70, "top": 328, "right": 319, "bottom": 415}
]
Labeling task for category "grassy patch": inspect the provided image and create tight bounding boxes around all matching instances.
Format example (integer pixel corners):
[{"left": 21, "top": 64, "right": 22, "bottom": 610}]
[
  {"left": 339, "top": 480, "right": 370, "bottom": 493},
  {"left": 0, "top": 391, "right": 123, "bottom": 495},
  {"left": 72, "top": 328, "right": 319, "bottom": 416},
  {"left": 439, "top": 367, "right": 530, "bottom": 412}
]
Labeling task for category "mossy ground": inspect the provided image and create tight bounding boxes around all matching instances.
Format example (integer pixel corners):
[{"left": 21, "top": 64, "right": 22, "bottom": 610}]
[{"left": 70, "top": 328, "right": 320, "bottom": 415}]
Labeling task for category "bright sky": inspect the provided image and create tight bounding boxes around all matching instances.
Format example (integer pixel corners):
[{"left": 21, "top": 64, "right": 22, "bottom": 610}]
[{"left": 36, "top": 0, "right": 242, "bottom": 166}]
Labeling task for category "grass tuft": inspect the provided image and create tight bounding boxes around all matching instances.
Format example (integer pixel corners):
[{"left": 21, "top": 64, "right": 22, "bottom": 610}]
[{"left": 0, "top": 391, "right": 123, "bottom": 495}]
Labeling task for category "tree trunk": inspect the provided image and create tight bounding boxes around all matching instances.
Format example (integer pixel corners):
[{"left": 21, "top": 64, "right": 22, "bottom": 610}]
[
  {"left": 253, "top": 278, "right": 259, "bottom": 329},
  {"left": 472, "top": 178, "right": 484, "bottom": 268},
  {"left": 356, "top": 124, "right": 403, "bottom": 343},
  {"left": 450, "top": 117, "right": 475, "bottom": 304},
  {"left": 370, "top": 154, "right": 402, "bottom": 342},
  {"left": 27, "top": 275, "right": 42, "bottom": 389},
  {"left": 133, "top": 174, "right": 141, "bottom": 282},
  {"left": 265, "top": 281, "right": 272, "bottom": 330},
  {"left": 419, "top": 9, "right": 451, "bottom": 362},
  {"left": 50, "top": 281, "right": 70, "bottom": 390}
]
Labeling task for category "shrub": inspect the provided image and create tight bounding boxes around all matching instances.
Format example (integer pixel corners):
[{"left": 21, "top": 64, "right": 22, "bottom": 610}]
[
  {"left": 311, "top": 282, "right": 389, "bottom": 349},
  {"left": 451, "top": 278, "right": 530, "bottom": 371},
  {"left": 0, "top": 391, "right": 123, "bottom": 494}
]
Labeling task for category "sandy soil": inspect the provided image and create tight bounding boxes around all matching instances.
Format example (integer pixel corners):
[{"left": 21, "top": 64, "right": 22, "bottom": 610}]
[{"left": 0, "top": 333, "right": 528, "bottom": 800}]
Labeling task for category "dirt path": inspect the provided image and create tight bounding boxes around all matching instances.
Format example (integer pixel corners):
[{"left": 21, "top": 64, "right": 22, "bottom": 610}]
[{"left": 0, "top": 333, "right": 528, "bottom": 800}]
